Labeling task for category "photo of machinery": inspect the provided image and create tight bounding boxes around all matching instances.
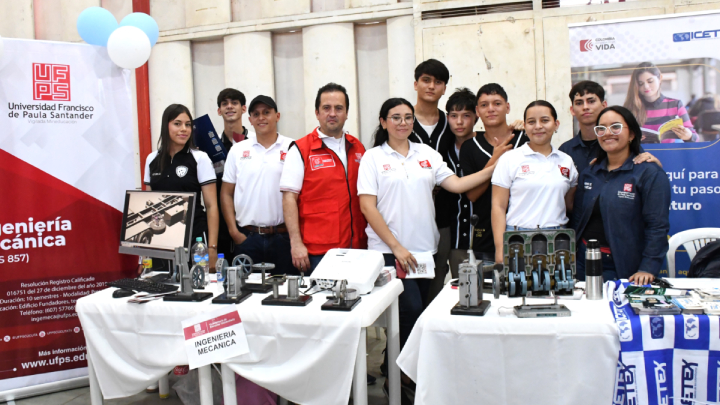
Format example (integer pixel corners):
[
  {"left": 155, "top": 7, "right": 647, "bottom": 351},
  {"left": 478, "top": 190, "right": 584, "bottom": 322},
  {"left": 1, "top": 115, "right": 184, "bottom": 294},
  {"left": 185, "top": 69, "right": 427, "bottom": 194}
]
[{"left": 121, "top": 191, "right": 191, "bottom": 250}]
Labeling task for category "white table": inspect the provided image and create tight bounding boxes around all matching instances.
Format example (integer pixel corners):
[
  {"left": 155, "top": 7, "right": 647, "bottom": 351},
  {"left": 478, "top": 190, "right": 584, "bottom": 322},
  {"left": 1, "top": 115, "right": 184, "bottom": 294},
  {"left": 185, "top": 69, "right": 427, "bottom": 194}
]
[
  {"left": 76, "top": 279, "right": 403, "bottom": 405},
  {"left": 397, "top": 285, "right": 621, "bottom": 405}
]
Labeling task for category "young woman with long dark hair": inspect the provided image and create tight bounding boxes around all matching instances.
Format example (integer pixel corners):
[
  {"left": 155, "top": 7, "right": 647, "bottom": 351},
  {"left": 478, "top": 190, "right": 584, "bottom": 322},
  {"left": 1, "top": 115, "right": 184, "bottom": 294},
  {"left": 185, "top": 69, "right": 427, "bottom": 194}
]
[
  {"left": 573, "top": 106, "right": 670, "bottom": 285},
  {"left": 143, "top": 104, "right": 219, "bottom": 268}
]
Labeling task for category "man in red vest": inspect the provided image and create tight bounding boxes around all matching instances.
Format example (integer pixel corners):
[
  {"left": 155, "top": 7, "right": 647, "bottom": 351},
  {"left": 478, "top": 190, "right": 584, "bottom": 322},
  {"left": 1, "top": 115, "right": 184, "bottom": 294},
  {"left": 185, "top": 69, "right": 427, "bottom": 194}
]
[{"left": 280, "top": 83, "right": 368, "bottom": 274}]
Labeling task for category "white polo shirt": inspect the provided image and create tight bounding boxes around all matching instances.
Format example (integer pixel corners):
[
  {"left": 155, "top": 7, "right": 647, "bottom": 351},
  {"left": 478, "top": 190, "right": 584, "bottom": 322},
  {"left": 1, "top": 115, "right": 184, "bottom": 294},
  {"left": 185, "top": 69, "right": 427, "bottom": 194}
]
[
  {"left": 491, "top": 143, "right": 578, "bottom": 229},
  {"left": 222, "top": 133, "right": 293, "bottom": 227},
  {"left": 279, "top": 128, "right": 348, "bottom": 193},
  {"left": 357, "top": 141, "right": 454, "bottom": 254}
]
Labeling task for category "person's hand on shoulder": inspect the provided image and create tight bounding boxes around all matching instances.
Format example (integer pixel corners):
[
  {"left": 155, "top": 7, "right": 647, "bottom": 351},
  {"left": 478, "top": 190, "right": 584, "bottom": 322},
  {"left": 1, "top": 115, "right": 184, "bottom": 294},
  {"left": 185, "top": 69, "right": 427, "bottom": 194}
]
[
  {"left": 633, "top": 152, "right": 662, "bottom": 168},
  {"left": 509, "top": 120, "right": 524, "bottom": 131}
]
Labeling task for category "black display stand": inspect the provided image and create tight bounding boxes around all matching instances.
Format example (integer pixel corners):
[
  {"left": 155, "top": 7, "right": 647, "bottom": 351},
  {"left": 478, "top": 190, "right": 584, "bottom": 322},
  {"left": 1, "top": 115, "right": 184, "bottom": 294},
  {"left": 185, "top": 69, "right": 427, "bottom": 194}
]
[
  {"left": 212, "top": 290, "right": 252, "bottom": 304},
  {"left": 450, "top": 300, "right": 491, "bottom": 316},
  {"left": 164, "top": 292, "right": 214, "bottom": 302},
  {"left": 262, "top": 295, "right": 312, "bottom": 307},
  {"left": 243, "top": 283, "right": 273, "bottom": 293},
  {"left": 321, "top": 297, "right": 362, "bottom": 311}
]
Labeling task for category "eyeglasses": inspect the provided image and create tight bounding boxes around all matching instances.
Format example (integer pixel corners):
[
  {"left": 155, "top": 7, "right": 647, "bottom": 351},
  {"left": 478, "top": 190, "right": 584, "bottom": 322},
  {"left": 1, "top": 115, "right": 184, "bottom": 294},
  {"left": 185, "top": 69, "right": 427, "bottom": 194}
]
[
  {"left": 387, "top": 115, "right": 415, "bottom": 125},
  {"left": 594, "top": 123, "right": 624, "bottom": 137}
]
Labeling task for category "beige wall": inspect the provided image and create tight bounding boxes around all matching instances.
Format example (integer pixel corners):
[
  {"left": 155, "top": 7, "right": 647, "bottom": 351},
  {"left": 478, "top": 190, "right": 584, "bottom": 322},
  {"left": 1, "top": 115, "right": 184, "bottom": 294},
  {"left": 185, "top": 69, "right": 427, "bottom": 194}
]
[
  {"left": 413, "top": 0, "right": 720, "bottom": 145},
  {"left": 4, "top": 0, "right": 719, "bottom": 165}
]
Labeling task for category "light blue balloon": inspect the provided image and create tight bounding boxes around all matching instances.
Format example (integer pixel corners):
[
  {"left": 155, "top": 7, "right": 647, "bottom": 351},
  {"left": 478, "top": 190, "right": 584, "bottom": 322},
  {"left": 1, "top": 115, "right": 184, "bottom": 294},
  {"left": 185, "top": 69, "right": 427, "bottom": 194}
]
[
  {"left": 76, "top": 7, "right": 118, "bottom": 46},
  {"left": 120, "top": 13, "right": 160, "bottom": 47}
]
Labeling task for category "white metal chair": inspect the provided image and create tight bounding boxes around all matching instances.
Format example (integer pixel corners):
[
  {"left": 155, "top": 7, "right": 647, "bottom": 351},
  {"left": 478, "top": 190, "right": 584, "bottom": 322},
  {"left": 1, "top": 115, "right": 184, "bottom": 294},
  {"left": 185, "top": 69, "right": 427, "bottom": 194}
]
[{"left": 666, "top": 228, "right": 720, "bottom": 277}]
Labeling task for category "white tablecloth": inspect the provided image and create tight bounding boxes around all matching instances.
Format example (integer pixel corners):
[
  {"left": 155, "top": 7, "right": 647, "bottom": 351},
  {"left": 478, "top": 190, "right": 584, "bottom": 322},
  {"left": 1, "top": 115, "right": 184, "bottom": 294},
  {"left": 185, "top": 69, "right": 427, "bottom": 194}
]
[
  {"left": 397, "top": 285, "right": 620, "bottom": 405},
  {"left": 76, "top": 279, "right": 403, "bottom": 405}
]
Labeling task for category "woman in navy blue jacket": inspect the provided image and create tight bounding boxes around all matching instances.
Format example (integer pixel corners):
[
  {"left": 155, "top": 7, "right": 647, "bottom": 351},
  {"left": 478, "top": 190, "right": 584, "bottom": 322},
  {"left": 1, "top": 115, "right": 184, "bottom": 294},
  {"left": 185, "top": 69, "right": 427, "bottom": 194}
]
[{"left": 573, "top": 106, "right": 670, "bottom": 285}]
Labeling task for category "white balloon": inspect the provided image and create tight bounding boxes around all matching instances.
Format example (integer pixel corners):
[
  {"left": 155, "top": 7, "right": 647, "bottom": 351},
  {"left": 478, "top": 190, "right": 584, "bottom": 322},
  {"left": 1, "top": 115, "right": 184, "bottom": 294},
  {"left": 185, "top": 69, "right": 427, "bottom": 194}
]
[{"left": 107, "top": 26, "right": 151, "bottom": 70}]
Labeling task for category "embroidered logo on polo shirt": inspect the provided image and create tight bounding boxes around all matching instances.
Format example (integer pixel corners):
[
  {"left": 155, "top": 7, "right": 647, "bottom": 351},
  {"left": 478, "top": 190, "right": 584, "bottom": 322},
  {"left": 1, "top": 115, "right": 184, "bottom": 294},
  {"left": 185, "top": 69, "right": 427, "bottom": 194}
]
[
  {"left": 584, "top": 182, "right": 592, "bottom": 190},
  {"left": 419, "top": 160, "right": 432, "bottom": 169},
  {"left": 518, "top": 165, "right": 534, "bottom": 177},
  {"left": 176, "top": 166, "right": 188, "bottom": 178},
  {"left": 618, "top": 183, "right": 635, "bottom": 200},
  {"left": 240, "top": 150, "right": 252, "bottom": 160},
  {"left": 280, "top": 151, "right": 287, "bottom": 162},
  {"left": 356, "top": 152, "right": 362, "bottom": 159},
  {"left": 383, "top": 164, "right": 391, "bottom": 171},
  {"left": 309, "top": 154, "right": 336, "bottom": 171},
  {"left": 559, "top": 166, "right": 570, "bottom": 179}
]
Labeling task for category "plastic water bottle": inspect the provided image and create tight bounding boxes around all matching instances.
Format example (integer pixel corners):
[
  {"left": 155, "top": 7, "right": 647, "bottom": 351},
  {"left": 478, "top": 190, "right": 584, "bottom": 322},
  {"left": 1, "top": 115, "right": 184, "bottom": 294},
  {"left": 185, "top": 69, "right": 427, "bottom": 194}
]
[
  {"left": 191, "top": 237, "right": 209, "bottom": 281},
  {"left": 216, "top": 254, "right": 227, "bottom": 287}
]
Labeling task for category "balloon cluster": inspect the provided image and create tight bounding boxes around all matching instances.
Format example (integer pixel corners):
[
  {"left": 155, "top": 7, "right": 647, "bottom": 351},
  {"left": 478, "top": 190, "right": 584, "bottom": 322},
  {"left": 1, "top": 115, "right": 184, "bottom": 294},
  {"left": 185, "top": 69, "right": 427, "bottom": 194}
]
[{"left": 76, "top": 7, "right": 159, "bottom": 70}]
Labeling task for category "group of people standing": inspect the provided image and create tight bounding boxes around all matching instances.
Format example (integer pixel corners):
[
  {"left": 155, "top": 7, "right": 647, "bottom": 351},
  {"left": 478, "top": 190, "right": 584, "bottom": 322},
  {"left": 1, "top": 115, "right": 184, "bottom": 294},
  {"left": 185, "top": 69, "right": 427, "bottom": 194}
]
[{"left": 142, "top": 58, "right": 672, "bottom": 401}]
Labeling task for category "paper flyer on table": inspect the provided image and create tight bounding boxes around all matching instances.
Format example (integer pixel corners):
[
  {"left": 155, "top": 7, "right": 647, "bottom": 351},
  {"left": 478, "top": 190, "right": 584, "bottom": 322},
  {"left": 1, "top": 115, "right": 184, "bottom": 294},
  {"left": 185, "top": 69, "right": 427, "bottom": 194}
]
[
  {"left": 407, "top": 251, "right": 435, "bottom": 279},
  {"left": 181, "top": 306, "right": 249, "bottom": 369}
]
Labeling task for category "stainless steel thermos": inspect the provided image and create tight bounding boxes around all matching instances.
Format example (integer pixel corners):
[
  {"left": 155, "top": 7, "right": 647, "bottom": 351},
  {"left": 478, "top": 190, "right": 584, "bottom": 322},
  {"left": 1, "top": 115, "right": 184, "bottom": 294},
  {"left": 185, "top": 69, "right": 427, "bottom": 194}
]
[{"left": 585, "top": 239, "right": 603, "bottom": 300}]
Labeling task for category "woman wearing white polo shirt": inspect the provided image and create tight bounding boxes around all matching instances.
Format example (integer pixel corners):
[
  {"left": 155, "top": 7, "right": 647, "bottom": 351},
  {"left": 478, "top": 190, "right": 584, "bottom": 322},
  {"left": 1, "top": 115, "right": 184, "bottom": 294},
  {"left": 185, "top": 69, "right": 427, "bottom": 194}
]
[
  {"left": 490, "top": 100, "right": 578, "bottom": 264},
  {"left": 358, "top": 98, "right": 496, "bottom": 382}
]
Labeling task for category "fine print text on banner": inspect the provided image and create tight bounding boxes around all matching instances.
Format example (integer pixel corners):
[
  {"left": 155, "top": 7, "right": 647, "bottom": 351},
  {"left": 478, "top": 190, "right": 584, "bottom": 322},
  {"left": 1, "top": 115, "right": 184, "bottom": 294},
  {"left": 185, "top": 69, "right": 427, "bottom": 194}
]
[{"left": 181, "top": 306, "right": 249, "bottom": 369}]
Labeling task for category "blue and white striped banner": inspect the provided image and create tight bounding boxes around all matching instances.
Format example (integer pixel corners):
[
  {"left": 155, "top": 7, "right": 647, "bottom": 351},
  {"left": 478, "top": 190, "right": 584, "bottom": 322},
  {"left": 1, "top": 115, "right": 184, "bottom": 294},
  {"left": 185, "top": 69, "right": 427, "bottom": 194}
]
[{"left": 607, "top": 280, "right": 720, "bottom": 404}]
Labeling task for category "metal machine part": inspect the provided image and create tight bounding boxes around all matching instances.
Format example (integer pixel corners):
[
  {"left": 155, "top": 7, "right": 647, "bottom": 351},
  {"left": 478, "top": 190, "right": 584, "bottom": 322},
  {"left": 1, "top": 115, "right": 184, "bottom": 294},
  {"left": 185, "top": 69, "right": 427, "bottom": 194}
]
[
  {"left": 513, "top": 295, "right": 571, "bottom": 318},
  {"left": 492, "top": 229, "right": 578, "bottom": 304},
  {"left": 235, "top": 258, "right": 272, "bottom": 293},
  {"left": 190, "top": 264, "right": 205, "bottom": 289},
  {"left": 232, "top": 254, "right": 253, "bottom": 275},
  {"left": 212, "top": 266, "right": 253, "bottom": 304},
  {"left": 164, "top": 247, "right": 213, "bottom": 302},
  {"left": 322, "top": 279, "right": 362, "bottom": 311},
  {"left": 451, "top": 250, "right": 491, "bottom": 316},
  {"left": 262, "top": 275, "right": 313, "bottom": 307},
  {"left": 287, "top": 276, "right": 300, "bottom": 300}
]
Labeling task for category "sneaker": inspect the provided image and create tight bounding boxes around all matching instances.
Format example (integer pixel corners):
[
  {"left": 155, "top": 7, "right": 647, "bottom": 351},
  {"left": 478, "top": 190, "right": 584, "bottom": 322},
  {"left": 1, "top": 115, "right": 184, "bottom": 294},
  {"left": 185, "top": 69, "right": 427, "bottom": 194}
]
[{"left": 145, "top": 384, "right": 158, "bottom": 393}]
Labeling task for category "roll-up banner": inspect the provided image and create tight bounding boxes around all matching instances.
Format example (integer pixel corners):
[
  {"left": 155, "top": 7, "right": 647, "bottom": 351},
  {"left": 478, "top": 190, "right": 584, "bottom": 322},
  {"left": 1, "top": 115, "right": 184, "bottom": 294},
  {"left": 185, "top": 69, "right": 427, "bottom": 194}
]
[
  {"left": 569, "top": 11, "right": 720, "bottom": 276},
  {"left": 0, "top": 39, "right": 137, "bottom": 399}
]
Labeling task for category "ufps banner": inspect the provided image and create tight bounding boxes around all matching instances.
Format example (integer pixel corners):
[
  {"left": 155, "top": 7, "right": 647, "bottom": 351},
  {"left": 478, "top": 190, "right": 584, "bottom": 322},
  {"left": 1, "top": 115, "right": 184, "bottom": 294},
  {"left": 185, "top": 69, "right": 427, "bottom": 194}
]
[
  {"left": 569, "top": 11, "right": 720, "bottom": 276},
  {"left": 0, "top": 39, "right": 137, "bottom": 397}
]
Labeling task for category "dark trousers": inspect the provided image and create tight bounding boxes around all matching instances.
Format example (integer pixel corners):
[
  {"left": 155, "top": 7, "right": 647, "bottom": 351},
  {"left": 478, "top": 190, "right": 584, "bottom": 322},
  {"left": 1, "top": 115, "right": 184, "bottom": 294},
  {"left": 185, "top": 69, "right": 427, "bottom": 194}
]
[
  {"left": 232, "top": 229, "right": 296, "bottom": 275},
  {"left": 576, "top": 241, "right": 618, "bottom": 282},
  {"left": 383, "top": 254, "right": 430, "bottom": 348}
]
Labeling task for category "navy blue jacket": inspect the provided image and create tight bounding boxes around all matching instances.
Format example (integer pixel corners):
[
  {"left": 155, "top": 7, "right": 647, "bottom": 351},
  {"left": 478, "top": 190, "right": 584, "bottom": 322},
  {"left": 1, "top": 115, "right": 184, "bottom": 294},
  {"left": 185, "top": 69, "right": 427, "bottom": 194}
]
[{"left": 572, "top": 154, "right": 670, "bottom": 278}]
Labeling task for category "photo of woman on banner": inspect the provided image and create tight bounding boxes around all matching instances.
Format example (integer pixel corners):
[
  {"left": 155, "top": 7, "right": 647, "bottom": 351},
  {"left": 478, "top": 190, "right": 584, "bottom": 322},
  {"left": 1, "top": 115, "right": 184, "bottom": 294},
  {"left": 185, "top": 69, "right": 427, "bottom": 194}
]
[
  {"left": 572, "top": 106, "right": 670, "bottom": 285},
  {"left": 143, "top": 104, "right": 220, "bottom": 268},
  {"left": 623, "top": 61, "right": 699, "bottom": 144}
]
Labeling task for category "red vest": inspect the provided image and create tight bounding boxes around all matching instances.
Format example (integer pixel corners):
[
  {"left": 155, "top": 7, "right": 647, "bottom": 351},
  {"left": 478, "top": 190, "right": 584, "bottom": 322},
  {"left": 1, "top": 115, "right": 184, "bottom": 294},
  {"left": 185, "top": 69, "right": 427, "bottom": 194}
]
[{"left": 294, "top": 128, "right": 368, "bottom": 255}]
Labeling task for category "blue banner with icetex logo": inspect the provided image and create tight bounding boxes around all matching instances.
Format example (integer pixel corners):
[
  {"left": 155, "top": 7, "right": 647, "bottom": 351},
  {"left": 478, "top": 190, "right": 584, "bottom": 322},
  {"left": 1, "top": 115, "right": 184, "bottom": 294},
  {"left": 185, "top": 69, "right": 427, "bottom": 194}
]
[
  {"left": 607, "top": 281, "right": 720, "bottom": 405},
  {"left": 643, "top": 142, "right": 720, "bottom": 277}
]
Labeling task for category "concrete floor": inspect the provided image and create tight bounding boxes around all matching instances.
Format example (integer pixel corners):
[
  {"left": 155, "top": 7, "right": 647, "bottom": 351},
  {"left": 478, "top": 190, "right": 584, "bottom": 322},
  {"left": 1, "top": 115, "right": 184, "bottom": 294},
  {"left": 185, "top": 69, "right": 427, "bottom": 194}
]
[{"left": 3, "top": 329, "right": 390, "bottom": 405}]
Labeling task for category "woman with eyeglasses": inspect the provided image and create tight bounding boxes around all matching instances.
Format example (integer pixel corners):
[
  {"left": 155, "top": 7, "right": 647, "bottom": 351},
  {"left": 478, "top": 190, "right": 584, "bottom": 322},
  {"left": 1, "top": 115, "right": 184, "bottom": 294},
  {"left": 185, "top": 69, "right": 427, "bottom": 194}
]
[
  {"left": 357, "top": 98, "right": 496, "bottom": 375},
  {"left": 491, "top": 100, "right": 578, "bottom": 265},
  {"left": 573, "top": 106, "right": 670, "bottom": 285}
]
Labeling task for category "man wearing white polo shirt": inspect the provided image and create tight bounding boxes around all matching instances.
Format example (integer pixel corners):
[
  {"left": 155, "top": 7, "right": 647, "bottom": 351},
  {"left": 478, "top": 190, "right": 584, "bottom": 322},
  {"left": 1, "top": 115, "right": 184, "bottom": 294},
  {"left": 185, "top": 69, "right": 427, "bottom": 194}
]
[{"left": 221, "top": 95, "right": 295, "bottom": 275}]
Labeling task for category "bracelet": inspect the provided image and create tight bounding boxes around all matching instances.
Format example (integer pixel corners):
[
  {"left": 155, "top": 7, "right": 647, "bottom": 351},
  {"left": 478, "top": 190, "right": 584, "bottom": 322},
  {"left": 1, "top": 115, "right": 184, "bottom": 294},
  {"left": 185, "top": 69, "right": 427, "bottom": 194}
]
[{"left": 208, "top": 245, "right": 217, "bottom": 250}]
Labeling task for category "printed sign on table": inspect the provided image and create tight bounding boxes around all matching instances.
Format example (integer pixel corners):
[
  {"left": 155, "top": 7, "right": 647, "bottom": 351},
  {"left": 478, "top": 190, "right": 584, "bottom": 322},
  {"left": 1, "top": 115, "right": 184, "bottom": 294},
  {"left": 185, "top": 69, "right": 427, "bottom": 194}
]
[{"left": 181, "top": 306, "right": 249, "bottom": 369}]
